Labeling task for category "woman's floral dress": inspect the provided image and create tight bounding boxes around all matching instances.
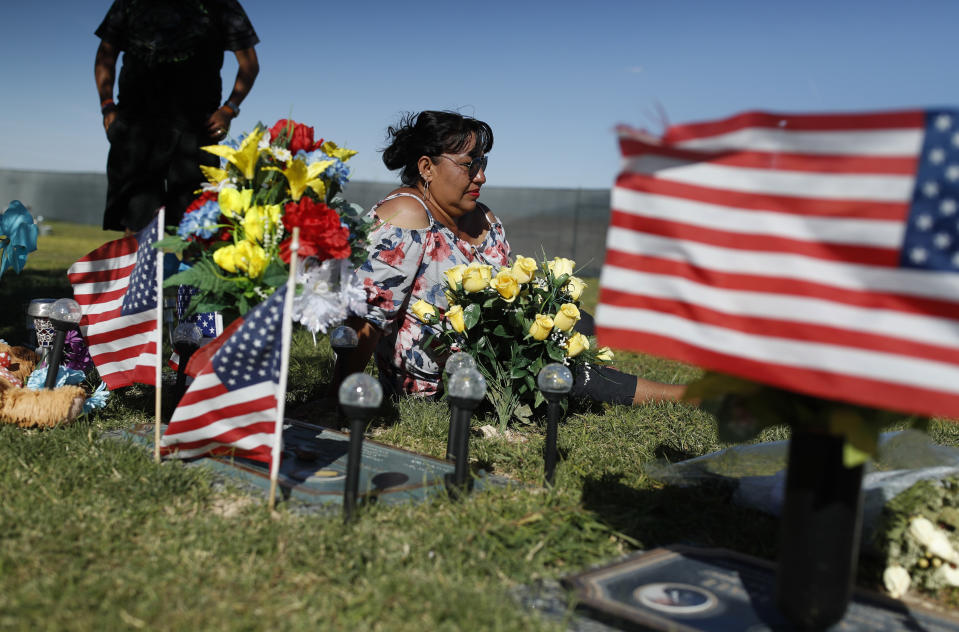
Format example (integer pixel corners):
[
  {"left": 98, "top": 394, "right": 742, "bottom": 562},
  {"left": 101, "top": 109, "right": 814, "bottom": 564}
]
[{"left": 358, "top": 193, "right": 510, "bottom": 397}]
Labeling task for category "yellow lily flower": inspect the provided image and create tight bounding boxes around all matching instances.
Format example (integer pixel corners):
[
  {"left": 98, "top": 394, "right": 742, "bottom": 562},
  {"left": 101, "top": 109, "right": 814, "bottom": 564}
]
[
  {"left": 199, "top": 164, "right": 229, "bottom": 185},
  {"left": 243, "top": 206, "right": 266, "bottom": 242},
  {"left": 203, "top": 127, "right": 265, "bottom": 180},
  {"left": 218, "top": 188, "right": 253, "bottom": 218},
  {"left": 268, "top": 158, "right": 334, "bottom": 201},
  {"left": 264, "top": 204, "right": 282, "bottom": 226},
  {"left": 321, "top": 141, "right": 357, "bottom": 162},
  {"left": 235, "top": 240, "right": 268, "bottom": 278},
  {"left": 213, "top": 244, "right": 237, "bottom": 273}
]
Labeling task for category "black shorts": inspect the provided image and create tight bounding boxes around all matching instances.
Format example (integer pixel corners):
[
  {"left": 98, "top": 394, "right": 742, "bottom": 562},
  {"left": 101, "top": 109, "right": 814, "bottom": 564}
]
[
  {"left": 571, "top": 364, "right": 637, "bottom": 405},
  {"left": 567, "top": 311, "right": 637, "bottom": 404},
  {"left": 103, "top": 114, "right": 219, "bottom": 232}
]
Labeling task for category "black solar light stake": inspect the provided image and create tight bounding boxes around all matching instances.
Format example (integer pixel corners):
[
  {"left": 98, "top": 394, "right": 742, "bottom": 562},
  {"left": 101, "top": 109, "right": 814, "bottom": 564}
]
[
  {"left": 444, "top": 366, "right": 486, "bottom": 498},
  {"left": 443, "top": 352, "right": 477, "bottom": 461},
  {"left": 338, "top": 372, "right": 382, "bottom": 522},
  {"left": 44, "top": 298, "right": 82, "bottom": 389},
  {"left": 537, "top": 363, "right": 573, "bottom": 486}
]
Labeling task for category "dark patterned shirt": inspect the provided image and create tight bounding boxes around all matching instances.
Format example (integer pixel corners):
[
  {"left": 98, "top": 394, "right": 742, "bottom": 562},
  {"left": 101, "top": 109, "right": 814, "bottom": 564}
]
[{"left": 96, "top": 0, "right": 258, "bottom": 122}]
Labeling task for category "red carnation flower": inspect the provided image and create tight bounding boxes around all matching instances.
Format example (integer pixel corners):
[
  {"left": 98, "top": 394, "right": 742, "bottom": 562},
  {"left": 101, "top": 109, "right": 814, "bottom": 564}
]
[
  {"left": 280, "top": 197, "right": 351, "bottom": 262},
  {"left": 184, "top": 190, "right": 218, "bottom": 215},
  {"left": 269, "top": 119, "right": 323, "bottom": 155}
]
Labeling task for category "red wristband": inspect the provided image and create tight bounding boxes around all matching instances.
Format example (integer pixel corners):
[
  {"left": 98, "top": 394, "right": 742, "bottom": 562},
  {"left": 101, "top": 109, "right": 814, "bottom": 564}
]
[{"left": 100, "top": 98, "right": 114, "bottom": 108}]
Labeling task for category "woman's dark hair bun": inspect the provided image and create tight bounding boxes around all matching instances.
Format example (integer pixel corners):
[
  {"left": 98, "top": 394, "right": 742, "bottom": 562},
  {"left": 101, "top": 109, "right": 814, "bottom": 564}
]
[{"left": 382, "top": 111, "right": 493, "bottom": 186}]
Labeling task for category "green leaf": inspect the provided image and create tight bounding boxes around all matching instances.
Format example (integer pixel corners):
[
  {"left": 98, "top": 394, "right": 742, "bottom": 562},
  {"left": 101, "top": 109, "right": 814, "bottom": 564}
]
[
  {"left": 546, "top": 343, "right": 566, "bottom": 362},
  {"left": 509, "top": 364, "right": 528, "bottom": 379},
  {"left": 152, "top": 235, "right": 191, "bottom": 254},
  {"left": 261, "top": 259, "right": 289, "bottom": 288},
  {"left": 524, "top": 373, "right": 535, "bottom": 393},
  {"left": 463, "top": 303, "right": 481, "bottom": 330}
]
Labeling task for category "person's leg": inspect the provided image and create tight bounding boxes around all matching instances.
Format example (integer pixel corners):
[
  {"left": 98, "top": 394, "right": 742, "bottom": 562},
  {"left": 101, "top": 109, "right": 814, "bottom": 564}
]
[
  {"left": 571, "top": 364, "right": 686, "bottom": 405},
  {"left": 165, "top": 125, "right": 218, "bottom": 229},
  {"left": 103, "top": 116, "right": 166, "bottom": 232}
]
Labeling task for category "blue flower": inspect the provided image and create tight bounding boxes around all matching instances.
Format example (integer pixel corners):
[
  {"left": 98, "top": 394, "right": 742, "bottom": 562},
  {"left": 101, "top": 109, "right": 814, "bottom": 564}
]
[
  {"left": 177, "top": 201, "right": 222, "bottom": 240},
  {"left": 26, "top": 365, "right": 86, "bottom": 389},
  {"left": 82, "top": 382, "right": 110, "bottom": 413}
]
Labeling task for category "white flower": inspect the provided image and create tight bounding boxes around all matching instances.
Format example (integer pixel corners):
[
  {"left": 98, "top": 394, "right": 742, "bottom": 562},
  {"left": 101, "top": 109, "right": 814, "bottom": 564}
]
[
  {"left": 908, "top": 516, "right": 959, "bottom": 564},
  {"left": 292, "top": 258, "right": 368, "bottom": 335},
  {"left": 271, "top": 147, "right": 292, "bottom": 163},
  {"left": 935, "top": 563, "right": 959, "bottom": 587},
  {"left": 882, "top": 565, "right": 910, "bottom": 599}
]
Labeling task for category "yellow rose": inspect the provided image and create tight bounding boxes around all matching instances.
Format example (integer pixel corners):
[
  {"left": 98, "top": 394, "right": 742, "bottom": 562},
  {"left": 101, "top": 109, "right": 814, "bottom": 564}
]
[
  {"left": 446, "top": 304, "right": 466, "bottom": 332},
  {"left": 234, "top": 240, "right": 267, "bottom": 278},
  {"left": 444, "top": 264, "right": 468, "bottom": 290},
  {"left": 548, "top": 256, "right": 576, "bottom": 278},
  {"left": 596, "top": 346, "right": 614, "bottom": 362},
  {"left": 511, "top": 256, "right": 538, "bottom": 283},
  {"left": 490, "top": 270, "right": 520, "bottom": 302},
  {"left": 462, "top": 263, "right": 493, "bottom": 293},
  {"left": 529, "top": 314, "right": 554, "bottom": 341},
  {"left": 566, "top": 331, "right": 589, "bottom": 358},
  {"left": 553, "top": 303, "right": 581, "bottom": 332},
  {"left": 213, "top": 244, "right": 238, "bottom": 273},
  {"left": 218, "top": 188, "right": 253, "bottom": 218},
  {"left": 564, "top": 276, "right": 587, "bottom": 301},
  {"left": 410, "top": 299, "right": 438, "bottom": 323}
]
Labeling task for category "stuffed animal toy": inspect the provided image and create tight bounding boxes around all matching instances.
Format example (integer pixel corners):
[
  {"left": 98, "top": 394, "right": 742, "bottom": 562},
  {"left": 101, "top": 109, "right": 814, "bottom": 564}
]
[{"left": 0, "top": 343, "right": 86, "bottom": 428}]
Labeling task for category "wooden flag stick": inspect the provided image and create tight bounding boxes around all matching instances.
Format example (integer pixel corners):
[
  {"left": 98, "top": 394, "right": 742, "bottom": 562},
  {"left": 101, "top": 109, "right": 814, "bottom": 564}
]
[
  {"left": 153, "top": 207, "right": 166, "bottom": 464},
  {"left": 268, "top": 227, "right": 299, "bottom": 511}
]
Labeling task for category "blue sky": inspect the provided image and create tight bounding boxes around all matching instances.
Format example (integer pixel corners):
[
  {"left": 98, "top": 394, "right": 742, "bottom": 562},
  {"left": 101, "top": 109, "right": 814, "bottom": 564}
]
[{"left": 1, "top": 1, "right": 956, "bottom": 189}]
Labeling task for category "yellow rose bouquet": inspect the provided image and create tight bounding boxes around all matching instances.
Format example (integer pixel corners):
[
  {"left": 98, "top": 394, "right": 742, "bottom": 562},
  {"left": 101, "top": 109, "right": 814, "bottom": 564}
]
[
  {"left": 415, "top": 255, "right": 613, "bottom": 427},
  {"left": 153, "top": 119, "right": 371, "bottom": 328}
]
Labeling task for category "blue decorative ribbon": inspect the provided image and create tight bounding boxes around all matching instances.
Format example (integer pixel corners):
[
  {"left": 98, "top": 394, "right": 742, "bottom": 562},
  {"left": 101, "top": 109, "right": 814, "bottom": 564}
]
[{"left": 0, "top": 200, "right": 38, "bottom": 278}]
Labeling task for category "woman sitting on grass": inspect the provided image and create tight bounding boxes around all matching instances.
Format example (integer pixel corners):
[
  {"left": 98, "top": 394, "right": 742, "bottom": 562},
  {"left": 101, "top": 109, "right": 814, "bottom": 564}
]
[{"left": 334, "top": 110, "right": 686, "bottom": 406}]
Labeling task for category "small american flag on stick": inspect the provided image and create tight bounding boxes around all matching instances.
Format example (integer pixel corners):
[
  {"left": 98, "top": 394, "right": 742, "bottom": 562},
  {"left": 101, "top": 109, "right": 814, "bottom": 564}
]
[
  {"left": 160, "top": 284, "right": 288, "bottom": 463},
  {"left": 68, "top": 215, "right": 162, "bottom": 389},
  {"left": 597, "top": 108, "right": 959, "bottom": 418}
]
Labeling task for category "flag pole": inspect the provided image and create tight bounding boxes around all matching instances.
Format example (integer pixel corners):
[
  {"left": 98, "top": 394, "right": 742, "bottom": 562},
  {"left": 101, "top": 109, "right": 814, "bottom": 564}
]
[
  {"left": 268, "top": 227, "right": 299, "bottom": 511},
  {"left": 154, "top": 207, "right": 166, "bottom": 464}
]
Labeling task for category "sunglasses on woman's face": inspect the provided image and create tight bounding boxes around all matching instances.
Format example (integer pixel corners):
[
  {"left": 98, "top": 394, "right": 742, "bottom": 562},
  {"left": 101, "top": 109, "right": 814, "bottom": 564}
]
[{"left": 439, "top": 154, "right": 488, "bottom": 179}]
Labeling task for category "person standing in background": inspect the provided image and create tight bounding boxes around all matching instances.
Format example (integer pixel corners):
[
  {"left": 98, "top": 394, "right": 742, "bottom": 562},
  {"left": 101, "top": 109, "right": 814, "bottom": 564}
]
[{"left": 94, "top": 0, "right": 259, "bottom": 233}]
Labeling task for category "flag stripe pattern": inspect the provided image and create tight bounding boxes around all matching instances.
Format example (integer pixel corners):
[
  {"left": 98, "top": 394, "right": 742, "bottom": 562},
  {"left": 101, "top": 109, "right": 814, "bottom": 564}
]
[
  {"left": 596, "top": 108, "right": 959, "bottom": 418},
  {"left": 68, "top": 217, "right": 160, "bottom": 389},
  {"left": 160, "top": 285, "right": 286, "bottom": 463}
]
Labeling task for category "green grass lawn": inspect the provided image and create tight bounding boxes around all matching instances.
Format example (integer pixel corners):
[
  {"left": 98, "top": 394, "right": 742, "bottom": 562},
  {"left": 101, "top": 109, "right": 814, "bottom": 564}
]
[{"left": 1, "top": 222, "right": 956, "bottom": 630}]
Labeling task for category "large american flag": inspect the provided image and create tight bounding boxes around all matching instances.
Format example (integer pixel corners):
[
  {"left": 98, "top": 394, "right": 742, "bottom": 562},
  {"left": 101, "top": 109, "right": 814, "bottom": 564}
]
[
  {"left": 159, "top": 284, "right": 287, "bottom": 463},
  {"left": 68, "top": 216, "right": 162, "bottom": 389},
  {"left": 596, "top": 108, "right": 959, "bottom": 419}
]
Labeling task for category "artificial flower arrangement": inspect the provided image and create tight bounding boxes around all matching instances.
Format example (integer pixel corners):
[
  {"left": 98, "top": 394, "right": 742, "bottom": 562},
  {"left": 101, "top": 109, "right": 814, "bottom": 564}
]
[
  {"left": 877, "top": 476, "right": 959, "bottom": 599},
  {"left": 154, "top": 119, "right": 371, "bottom": 333},
  {"left": 412, "top": 255, "right": 613, "bottom": 427}
]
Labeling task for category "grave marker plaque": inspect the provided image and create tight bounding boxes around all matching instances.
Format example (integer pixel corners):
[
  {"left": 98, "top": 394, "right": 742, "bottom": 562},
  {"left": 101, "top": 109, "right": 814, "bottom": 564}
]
[
  {"left": 111, "top": 419, "right": 502, "bottom": 508},
  {"left": 563, "top": 546, "right": 959, "bottom": 632}
]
